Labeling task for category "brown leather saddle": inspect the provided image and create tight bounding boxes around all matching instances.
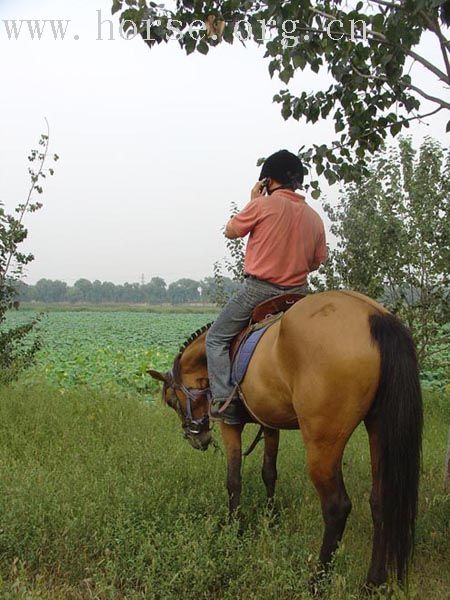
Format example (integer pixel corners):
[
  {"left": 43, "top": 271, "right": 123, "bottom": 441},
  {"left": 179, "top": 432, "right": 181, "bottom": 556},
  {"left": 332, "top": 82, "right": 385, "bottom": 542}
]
[{"left": 230, "top": 292, "right": 305, "bottom": 361}]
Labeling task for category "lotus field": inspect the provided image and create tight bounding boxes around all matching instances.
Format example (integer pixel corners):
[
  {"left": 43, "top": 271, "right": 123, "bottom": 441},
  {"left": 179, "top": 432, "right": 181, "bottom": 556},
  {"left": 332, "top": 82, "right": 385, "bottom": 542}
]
[
  {"left": 5, "top": 309, "right": 449, "bottom": 396},
  {"left": 4, "top": 310, "right": 217, "bottom": 398}
]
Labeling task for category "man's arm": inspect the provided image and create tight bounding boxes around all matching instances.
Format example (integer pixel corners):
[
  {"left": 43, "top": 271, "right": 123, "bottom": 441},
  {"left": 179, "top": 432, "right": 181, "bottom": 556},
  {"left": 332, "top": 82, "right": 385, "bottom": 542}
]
[
  {"left": 224, "top": 221, "right": 239, "bottom": 239},
  {"left": 310, "top": 258, "right": 324, "bottom": 272},
  {"left": 223, "top": 182, "right": 265, "bottom": 240},
  {"left": 311, "top": 223, "right": 328, "bottom": 271}
]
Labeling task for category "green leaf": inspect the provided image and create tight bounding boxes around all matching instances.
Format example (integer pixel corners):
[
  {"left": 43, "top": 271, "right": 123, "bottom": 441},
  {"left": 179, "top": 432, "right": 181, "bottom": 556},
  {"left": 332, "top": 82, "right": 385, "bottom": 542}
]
[
  {"left": 292, "top": 53, "right": 306, "bottom": 70},
  {"left": 372, "top": 13, "right": 384, "bottom": 32},
  {"left": 111, "top": 0, "right": 123, "bottom": 15},
  {"left": 279, "top": 67, "right": 293, "bottom": 84},
  {"left": 197, "top": 40, "right": 209, "bottom": 55},
  {"left": 391, "top": 122, "right": 402, "bottom": 137},
  {"left": 311, "top": 189, "right": 321, "bottom": 200},
  {"left": 269, "top": 59, "right": 279, "bottom": 78},
  {"left": 185, "top": 36, "right": 196, "bottom": 55},
  {"left": 325, "top": 169, "right": 337, "bottom": 184},
  {"left": 446, "top": 120, "right": 450, "bottom": 133},
  {"left": 282, "top": 103, "right": 292, "bottom": 120}
]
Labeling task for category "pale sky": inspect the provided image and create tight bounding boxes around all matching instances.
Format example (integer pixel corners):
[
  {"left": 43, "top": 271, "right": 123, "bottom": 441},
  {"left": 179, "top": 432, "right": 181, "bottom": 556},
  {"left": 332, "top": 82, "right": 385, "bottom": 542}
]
[{"left": 0, "top": 0, "right": 448, "bottom": 285}]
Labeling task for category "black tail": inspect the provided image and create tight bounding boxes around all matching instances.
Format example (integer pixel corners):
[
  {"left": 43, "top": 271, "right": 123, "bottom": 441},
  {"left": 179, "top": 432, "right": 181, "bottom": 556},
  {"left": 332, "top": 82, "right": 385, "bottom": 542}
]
[{"left": 369, "top": 313, "right": 423, "bottom": 582}]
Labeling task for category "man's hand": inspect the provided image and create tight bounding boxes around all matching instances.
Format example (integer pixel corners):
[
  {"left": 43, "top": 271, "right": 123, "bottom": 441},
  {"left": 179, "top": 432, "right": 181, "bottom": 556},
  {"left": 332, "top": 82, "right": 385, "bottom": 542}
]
[{"left": 251, "top": 180, "right": 267, "bottom": 201}]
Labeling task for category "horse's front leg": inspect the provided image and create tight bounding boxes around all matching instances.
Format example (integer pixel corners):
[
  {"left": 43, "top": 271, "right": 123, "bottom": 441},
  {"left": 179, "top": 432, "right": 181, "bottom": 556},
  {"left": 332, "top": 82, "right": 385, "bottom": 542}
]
[
  {"left": 220, "top": 422, "right": 244, "bottom": 516},
  {"left": 262, "top": 427, "right": 279, "bottom": 504}
]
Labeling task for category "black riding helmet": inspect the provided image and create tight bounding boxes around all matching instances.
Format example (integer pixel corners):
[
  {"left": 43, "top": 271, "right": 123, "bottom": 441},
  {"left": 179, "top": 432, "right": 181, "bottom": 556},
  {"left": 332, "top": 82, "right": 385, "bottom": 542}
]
[{"left": 259, "top": 149, "right": 304, "bottom": 190}]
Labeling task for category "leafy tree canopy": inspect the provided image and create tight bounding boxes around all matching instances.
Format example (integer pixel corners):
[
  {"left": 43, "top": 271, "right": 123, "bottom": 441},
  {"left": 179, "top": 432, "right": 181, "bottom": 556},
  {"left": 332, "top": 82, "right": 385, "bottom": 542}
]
[
  {"left": 112, "top": 0, "right": 449, "bottom": 194},
  {"left": 17, "top": 276, "right": 239, "bottom": 305},
  {"left": 311, "top": 135, "right": 449, "bottom": 364}
]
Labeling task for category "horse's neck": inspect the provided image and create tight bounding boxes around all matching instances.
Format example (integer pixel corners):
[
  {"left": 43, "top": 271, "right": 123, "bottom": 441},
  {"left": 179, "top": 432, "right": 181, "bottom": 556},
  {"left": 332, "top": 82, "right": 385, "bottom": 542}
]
[{"left": 180, "top": 333, "right": 208, "bottom": 378}]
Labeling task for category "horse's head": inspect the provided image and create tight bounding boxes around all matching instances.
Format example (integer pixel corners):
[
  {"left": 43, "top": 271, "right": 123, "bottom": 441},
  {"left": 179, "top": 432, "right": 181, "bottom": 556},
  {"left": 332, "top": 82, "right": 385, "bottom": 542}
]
[{"left": 148, "top": 325, "right": 213, "bottom": 452}]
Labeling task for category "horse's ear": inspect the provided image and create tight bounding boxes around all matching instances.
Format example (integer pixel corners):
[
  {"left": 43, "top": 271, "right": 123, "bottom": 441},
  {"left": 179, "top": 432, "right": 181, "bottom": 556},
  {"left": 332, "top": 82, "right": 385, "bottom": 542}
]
[{"left": 147, "top": 369, "right": 167, "bottom": 383}]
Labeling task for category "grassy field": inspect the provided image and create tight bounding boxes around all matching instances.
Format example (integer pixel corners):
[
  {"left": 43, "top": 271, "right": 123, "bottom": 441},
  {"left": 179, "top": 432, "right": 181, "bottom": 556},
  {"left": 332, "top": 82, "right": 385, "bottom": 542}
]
[
  {"left": 0, "top": 309, "right": 449, "bottom": 599},
  {"left": 0, "top": 383, "right": 449, "bottom": 599}
]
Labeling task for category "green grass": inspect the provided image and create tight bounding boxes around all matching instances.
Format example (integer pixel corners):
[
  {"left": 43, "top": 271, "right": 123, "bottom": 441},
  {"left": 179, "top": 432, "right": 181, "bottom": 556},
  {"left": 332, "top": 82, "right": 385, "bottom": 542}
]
[{"left": 0, "top": 383, "right": 448, "bottom": 599}]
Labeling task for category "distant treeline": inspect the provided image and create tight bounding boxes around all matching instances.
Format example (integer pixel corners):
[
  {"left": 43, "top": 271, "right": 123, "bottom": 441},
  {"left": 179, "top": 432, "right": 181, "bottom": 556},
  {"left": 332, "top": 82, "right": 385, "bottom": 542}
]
[{"left": 15, "top": 277, "right": 241, "bottom": 305}]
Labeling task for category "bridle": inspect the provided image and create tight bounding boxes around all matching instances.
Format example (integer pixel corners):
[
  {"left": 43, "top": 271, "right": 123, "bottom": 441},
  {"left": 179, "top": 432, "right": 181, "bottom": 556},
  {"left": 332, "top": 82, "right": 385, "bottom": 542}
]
[{"left": 162, "top": 367, "right": 212, "bottom": 439}]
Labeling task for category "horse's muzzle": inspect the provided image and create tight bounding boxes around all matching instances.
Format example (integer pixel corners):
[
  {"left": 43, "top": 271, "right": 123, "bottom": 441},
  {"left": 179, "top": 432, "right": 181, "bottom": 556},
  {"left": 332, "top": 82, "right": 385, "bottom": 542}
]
[{"left": 183, "top": 427, "right": 213, "bottom": 452}]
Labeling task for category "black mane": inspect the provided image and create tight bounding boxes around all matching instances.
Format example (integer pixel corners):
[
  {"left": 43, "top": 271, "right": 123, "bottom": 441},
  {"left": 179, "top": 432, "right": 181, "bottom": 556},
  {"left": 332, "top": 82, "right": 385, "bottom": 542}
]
[
  {"left": 172, "top": 323, "right": 213, "bottom": 383},
  {"left": 177, "top": 323, "right": 213, "bottom": 355}
]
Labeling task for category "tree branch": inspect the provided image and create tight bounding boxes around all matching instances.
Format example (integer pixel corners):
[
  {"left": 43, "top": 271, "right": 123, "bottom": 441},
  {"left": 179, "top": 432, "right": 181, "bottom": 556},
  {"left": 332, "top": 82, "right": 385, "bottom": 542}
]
[
  {"left": 329, "top": 104, "right": 443, "bottom": 156},
  {"left": 406, "top": 81, "right": 450, "bottom": 109},
  {"left": 366, "top": 0, "right": 403, "bottom": 9},
  {"left": 351, "top": 63, "right": 450, "bottom": 109},
  {"left": 309, "top": 6, "right": 450, "bottom": 85},
  {"left": 407, "top": 48, "right": 450, "bottom": 85},
  {"left": 419, "top": 10, "right": 450, "bottom": 81},
  {"left": 1, "top": 119, "right": 50, "bottom": 283}
]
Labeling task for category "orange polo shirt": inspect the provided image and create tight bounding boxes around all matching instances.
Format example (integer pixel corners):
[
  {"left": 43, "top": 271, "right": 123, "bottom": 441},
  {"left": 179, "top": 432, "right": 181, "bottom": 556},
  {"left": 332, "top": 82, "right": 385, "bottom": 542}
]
[{"left": 229, "top": 189, "right": 327, "bottom": 286}]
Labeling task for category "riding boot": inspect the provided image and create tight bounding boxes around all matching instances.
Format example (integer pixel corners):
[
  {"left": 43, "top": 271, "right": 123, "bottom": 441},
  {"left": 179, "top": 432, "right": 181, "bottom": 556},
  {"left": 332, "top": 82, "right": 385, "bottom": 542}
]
[{"left": 210, "top": 387, "right": 243, "bottom": 425}]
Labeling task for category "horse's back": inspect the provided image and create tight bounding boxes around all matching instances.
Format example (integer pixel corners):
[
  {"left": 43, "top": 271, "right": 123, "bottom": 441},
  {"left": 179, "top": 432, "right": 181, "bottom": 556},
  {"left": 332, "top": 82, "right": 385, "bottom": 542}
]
[{"left": 241, "top": 290, "right": 385, "bottom": 431}]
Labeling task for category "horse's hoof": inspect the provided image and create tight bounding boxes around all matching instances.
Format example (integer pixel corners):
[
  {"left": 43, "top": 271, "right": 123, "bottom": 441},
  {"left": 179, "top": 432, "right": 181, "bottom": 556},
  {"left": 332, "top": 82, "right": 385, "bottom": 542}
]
[
  {"left": 360, "top": 582, "right": 376, "bottom": 597},
  {"left": 362, "top": 581, "right": 391, "bottom": 598},
  {"left": 308, "top": 569, "right": 328, "bottom": 597},
  {"left": 264, "top": 500, "right": 280, "bottom": 525},
  {"left": 227, "top": 511, "right": 244, "bottom": 536}
]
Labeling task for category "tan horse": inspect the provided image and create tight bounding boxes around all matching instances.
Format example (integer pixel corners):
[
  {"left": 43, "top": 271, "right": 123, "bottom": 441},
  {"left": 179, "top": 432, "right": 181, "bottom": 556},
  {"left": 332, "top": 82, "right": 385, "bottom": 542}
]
[{"left": 148, "top": 290, "right": 423, "bottom": 588}]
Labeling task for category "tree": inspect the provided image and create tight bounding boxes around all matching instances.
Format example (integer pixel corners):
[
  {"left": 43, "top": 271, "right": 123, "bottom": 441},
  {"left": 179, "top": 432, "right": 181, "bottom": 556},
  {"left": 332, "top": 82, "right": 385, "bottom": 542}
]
[
  {"left": 34, "top": 279, "right": 67, "bottom": 302},
  {"left": 0, "top": 124, "right": 59, "bottom": 383},
  {"left": 200, "top": 275, "right": 241, "bottom": 303},
  {"left": 167, "top": 278, "right": 201, "bottom": 304},
  {"left": 142, "top": 277, "right": 168, "bottom": 304},
  {"left": 113, "top": 0, "right": 450, "bottom": 193},
  {"left": 101, "top": 281, "right": 118, "bottom": 302},
  {"left": 212, "top": 202, "right": 246, "bottom": 306},
  {"left": 312, "top": 136, "right": 449, "bottom": 363},
  {"left": 91, "top": 280, "right": 104, "bottom": 304},
  {"left": 73, "top": 278, "right": 94, "bottom": 303},
  {"left": 14, "top": 280, "right": 33, "bottom": 302}
]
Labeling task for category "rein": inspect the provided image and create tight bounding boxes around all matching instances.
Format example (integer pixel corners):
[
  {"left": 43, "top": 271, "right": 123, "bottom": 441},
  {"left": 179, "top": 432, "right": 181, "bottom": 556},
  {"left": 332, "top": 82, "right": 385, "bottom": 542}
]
[{"left": 162, "top": 328, "right": 264, "bottom": 457}]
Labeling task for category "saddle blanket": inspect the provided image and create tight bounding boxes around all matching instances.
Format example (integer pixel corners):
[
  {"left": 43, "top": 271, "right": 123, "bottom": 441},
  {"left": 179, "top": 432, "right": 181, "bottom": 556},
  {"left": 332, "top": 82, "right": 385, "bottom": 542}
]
[{"left": 231, "top": 323, "right": 272, "bottom": 386}]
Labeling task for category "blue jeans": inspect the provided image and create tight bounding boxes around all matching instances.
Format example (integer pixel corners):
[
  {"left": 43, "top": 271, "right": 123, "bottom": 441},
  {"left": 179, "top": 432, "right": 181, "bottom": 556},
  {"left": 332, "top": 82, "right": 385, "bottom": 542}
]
[{"left": 205, "top": 277, "right": 308, "bottom": 401}]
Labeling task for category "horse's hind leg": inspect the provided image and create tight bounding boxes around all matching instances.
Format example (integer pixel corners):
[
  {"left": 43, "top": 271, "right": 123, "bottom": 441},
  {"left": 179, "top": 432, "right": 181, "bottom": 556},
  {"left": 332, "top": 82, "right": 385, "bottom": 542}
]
[
  {"left": 304, "top": 437, "right": 352, "bottom": 572},
  {"left": 262, "top": 427, "right": 280, "bottom": 503},
  {"left": 364, "top": 415, "right": 388, "bottom": 587}
]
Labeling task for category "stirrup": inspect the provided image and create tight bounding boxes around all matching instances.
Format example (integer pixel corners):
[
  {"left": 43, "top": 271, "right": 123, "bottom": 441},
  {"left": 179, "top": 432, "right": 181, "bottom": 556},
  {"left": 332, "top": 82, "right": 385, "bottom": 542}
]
[
  {"left": 217, "top": 385, "right": 240, "bottom": 415},
  {"left": 209, "top": 386, "right": 241, "bottom": 425}
]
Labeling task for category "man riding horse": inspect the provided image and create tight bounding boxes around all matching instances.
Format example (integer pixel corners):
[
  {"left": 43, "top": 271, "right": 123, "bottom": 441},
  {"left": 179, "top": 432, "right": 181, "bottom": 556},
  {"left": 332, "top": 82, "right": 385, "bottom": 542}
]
[
  {"left": 207, "top": 149, "right": 327, "bottom": 424},
  {"left": 148, "top": 151, "right": 423, "bottom": 590}
]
